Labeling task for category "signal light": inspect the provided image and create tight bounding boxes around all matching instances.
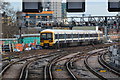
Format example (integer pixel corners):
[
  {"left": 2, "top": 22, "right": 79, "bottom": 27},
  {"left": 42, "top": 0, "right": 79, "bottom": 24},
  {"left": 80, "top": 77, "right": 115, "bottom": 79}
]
[
  {"left": 22, "top": 0, "right": 43, "bottom": 13},
  {"left": 108, "top": 0, "right": 120, "bottom": 12},
  {"left": 66, "top": 0, "right": 85, "bottom": 12}
]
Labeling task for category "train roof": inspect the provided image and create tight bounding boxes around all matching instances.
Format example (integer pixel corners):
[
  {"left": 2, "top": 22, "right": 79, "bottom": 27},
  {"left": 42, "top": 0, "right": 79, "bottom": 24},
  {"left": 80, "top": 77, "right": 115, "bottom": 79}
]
[
  {"left": 14, "top": 34, "right": 40, "bottom": 38},
  {"left": 41, "top": 29, "right": 103, "bottom": 34},
  {"left": 0, "top": 38, "right": 17, "bottom": 41}
]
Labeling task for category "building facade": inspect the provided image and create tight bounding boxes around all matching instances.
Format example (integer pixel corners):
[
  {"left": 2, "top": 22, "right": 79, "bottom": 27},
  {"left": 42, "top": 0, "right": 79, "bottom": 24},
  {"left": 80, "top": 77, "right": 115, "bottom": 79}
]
[
  {"left": 17, "top": 0, "right": 66, "bottom": 28},
  {"left": 17, "top": 11, "right": 54, "bottom": 27},
  {"left": 50, "top": 0, "right": 62, "bottom": 21},
  {"left": 62, "top": 3, "right": 67, "bottom": 18}
]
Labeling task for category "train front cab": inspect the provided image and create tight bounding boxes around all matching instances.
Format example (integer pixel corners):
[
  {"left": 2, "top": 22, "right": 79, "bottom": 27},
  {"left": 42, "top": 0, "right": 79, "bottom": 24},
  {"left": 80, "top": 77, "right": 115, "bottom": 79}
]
[{"left": 40, "top": 31, "right": 54, "bottom": 48}]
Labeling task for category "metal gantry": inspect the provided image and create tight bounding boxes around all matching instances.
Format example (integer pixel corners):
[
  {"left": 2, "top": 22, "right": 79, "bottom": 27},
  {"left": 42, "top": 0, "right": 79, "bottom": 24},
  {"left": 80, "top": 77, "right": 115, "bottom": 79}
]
[{"left": 17, "top": 16, "right": 120, "bottom": 28}]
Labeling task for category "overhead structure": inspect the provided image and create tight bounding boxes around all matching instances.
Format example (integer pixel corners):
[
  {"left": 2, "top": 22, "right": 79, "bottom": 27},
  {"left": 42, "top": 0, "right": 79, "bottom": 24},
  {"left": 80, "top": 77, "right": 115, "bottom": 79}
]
[
  {"left": 66, "top": 0, "right": 85, "bottom": 12},
  {"left": 108, "top": 0, "right": 120, "bottom": 12},
  {"left": 22, "top": 0, "right": 43, "bottom": 12}
]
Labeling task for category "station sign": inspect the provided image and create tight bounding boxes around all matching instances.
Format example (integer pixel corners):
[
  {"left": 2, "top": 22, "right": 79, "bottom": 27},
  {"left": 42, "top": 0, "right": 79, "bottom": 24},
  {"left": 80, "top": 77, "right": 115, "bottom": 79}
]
[
  {"left": 108, "top": 0, "right": 120, "bottom": 12},
  {"left": 66, "top": 0, "right": 85, "bottom": 12},
  {"left": 22, "top": 0, "right": 43, "bottom": 12}
]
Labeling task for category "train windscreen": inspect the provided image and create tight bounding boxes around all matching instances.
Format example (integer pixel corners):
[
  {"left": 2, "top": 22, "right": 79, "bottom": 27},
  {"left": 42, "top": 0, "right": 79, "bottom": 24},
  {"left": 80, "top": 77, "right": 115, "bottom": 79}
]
[{"left": 41, "top": 33, "right": 52, "bottom": 40}]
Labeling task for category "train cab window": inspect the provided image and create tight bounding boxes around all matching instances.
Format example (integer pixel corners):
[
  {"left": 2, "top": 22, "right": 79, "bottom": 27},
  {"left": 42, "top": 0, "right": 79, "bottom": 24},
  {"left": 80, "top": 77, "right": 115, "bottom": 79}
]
[
  {"left": 41, "top": 33, "right": 46, "bottom": 39},
  {"left": 41, "top": 33, "right": 52, "bottom": 40},
  {"left": 47, "top": 33, "right": 52, "bottom": 39}
]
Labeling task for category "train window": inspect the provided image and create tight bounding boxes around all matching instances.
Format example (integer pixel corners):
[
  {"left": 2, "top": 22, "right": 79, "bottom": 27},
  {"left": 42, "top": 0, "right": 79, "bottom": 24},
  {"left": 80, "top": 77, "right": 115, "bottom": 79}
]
[
  {"left": 92, "top": 34, "right": 95, "bottom": 37},
  {"left": 41, "top": 33, "right": 46, "bottom": 39},
  {"left": 66, "top": 34, "right": 71, "bottom": 38},
  {"left": 90, "top": 34, "right": 93, "bottom": 37},
  {"left": 73, "top": 34, "right": 77, "bottom": 38},
  {"left": 84, "top": 34, "right": 86, "bottom": 37},
  {"left": 85, "top": 34, "right": 89, "bottom": 37},
  {"left": 93, "top": 34, "right": 98, "bottom": 37},
  {"left": 59, "top": 34, "right": 61, "bottom": 39},
  {"left": 55, "top": 34, "right": 58, "bottom": 39},
  {"left": 92, "top": 34, "right": 94, "bottom": 37},
  {"left": 79, "top": 34, "right": 82, "bottom": 38},
  {"left": 75, "top": 34, "right": 78, "bottom": 38},
  {"left": 59, "top": 34, "right": 64, "bottom": 39},
  {"left": 80, "top": 34, "right": 84, "bottom": 38},
  {"left": 41, "top": 33, "right": 52, "bottom": 40},
  {"left": 95, "top": 34, "right": 98, "bottom": 37},
  {"left": 47, "top": 33, "right": 52, "bottom": 39},
  {"left": 87, "top": 34, "right": 89, "bottom": 37}
]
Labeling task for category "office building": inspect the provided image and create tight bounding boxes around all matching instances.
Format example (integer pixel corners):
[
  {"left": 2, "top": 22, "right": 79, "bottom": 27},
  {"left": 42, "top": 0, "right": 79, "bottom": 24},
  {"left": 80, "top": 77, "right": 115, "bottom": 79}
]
[{"left": 17, "top": 0, "right": 66, "bottom": 27}]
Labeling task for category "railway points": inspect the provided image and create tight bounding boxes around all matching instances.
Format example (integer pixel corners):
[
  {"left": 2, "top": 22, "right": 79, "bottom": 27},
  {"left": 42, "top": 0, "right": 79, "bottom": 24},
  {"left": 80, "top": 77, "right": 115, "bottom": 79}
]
[
  {"left": 1, "top": 41, "right": 120, "bottom": 80},
  {"left": 85, "top": 49, "right": 119, "bottom": 79}
]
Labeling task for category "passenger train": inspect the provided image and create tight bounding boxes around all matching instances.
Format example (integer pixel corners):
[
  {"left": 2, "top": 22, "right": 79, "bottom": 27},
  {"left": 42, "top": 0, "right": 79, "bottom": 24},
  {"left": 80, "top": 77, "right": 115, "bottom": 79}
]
[{"left": 40, "top": 29, "right": 103, "bottom": 48}]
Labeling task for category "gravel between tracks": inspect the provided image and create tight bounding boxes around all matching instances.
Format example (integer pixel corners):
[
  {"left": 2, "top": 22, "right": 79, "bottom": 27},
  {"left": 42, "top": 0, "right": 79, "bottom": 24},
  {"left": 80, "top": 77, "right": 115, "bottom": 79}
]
[
  {"left": 88, "top": 54, "right": 119, "bottom": 78},
  {"left": 73, "top": 58, "right": 99, "bottom": 78},
  {"left": 2, "top": 63, "right": 23, "bottom": 79}
]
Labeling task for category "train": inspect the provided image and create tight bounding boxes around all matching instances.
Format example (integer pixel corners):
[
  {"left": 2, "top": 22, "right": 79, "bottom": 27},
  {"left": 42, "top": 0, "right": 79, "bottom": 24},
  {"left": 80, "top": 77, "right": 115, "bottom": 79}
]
[{"left": 40, "top": 29, "right": 103, "bottom": 48}]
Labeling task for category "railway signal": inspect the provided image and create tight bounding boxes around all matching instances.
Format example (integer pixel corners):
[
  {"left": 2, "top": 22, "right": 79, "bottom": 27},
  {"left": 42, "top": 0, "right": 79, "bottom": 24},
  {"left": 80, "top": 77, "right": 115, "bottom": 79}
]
[
  {"left": 66, "top": 0, "right": 85, "bottom": 12},
  {"left": 108, "top": 0, "right": 120, "bottom": 12},
  {"left": 22, "top": 0, "right": 43, "bottom": 13}
]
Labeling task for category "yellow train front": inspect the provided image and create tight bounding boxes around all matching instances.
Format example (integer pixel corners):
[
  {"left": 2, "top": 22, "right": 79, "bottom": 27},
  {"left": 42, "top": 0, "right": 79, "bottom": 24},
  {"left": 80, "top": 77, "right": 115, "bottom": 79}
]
[
  {"left": 40, "top": 29, "right": 103, "bottom": 48},
  {"left": 40, "top": 29, "right": 54, "bottom": 48}
]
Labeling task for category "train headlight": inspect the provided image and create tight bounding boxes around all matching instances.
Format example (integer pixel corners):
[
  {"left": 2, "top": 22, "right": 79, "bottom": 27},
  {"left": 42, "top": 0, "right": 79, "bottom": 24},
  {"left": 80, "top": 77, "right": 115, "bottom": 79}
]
[{"left": 40, "top": 43, "right": 44, "bottom": 46}]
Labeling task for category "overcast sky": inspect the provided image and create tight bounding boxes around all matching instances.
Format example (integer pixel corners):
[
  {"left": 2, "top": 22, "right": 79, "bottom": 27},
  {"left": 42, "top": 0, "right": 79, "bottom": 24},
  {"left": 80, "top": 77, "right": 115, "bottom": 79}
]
[{"left": 4, "top": 0, "right": 118, "bottom": 16}]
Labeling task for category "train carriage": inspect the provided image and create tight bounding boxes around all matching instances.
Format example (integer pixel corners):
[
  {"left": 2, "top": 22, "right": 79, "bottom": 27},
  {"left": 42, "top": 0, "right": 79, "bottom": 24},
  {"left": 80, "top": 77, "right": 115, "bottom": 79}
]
[{"left": 40, "top": 29, "right": 103, "bottom": 48}]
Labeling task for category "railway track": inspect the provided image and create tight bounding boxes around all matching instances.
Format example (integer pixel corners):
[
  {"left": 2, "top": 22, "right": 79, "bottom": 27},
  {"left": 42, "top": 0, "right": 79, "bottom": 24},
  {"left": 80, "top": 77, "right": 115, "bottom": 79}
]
[
  {"left": 46, "top": 52, "right": 82, "bottom": 79},
  {"left": 20, "top": 50, "right": 68, "bottom": 80},
  {"left": 1, "top": 50, "right": 63, "bottom": 80},
  {"left": 66, "top": 50, "right": 100, "bottom": 79},
  {"left": 1, "top": 43, "right": 120, "bottom": 80},
  {"left": 51, "top": 49, "right": 105, "bottom": 79},
  {"left": 84, "top": 49, "right": 119, "bottom": 80},
  {"left": 99, "top": 52, "right": 120, "bottom": 76},
  {"left": 1, "top": 55, "right": 42, "bottom": 80},
  {"left": 41, "top": 46, "right": 120, "bottom": 79},
  {"left": 44, "top": 51, "right": 73, "bottom": 80},
  {"left": 65, "top": 55, "right": 80, "bottom": 80}
]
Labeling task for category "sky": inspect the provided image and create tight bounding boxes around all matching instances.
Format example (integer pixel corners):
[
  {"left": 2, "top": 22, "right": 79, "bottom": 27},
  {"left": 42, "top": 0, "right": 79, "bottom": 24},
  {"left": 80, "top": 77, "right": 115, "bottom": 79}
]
[{"left": 4, "top": 0, "right": 118, "bottom": 16}]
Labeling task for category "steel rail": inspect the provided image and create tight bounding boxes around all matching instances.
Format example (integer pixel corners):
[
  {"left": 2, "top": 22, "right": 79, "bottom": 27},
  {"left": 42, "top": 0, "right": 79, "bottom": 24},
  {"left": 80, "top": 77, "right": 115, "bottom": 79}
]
[
  {"left": 84, "top": 49, "right": 108, "bottom": 80},
  {"left": 98, "top": 53, "right": 120, "bottom": 76},
  {"left": 66, "top": 57, "right": 78, "bottom": 80}
]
